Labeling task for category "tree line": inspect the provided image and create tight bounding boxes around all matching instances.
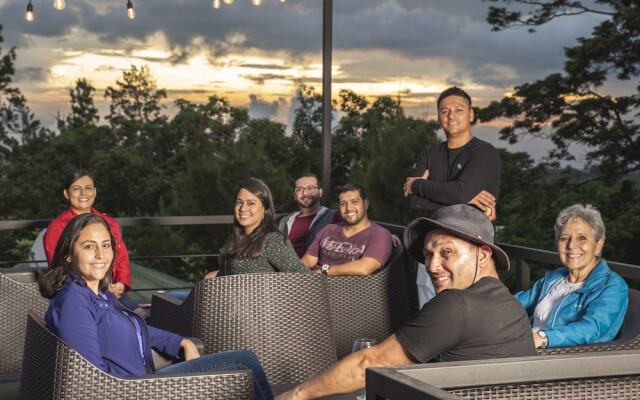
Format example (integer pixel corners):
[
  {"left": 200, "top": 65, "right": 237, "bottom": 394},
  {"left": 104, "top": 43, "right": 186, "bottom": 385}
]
[{"left": 2, "top": 0, "right": 640, "bottom": 285}]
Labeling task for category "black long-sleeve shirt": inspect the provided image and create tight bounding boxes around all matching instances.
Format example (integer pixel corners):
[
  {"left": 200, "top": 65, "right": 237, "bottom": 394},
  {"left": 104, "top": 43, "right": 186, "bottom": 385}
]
[{"left": 409, "top": 137, "right": 500, "bottom": 216}]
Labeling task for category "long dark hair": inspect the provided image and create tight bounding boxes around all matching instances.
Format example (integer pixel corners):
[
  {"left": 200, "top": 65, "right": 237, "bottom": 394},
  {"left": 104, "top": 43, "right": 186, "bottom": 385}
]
[
  {"left": 220, "top": 178, "right": 280, "bottom": 267},
  {"left": 39, "top": 214, "right": 116, "bottom": 299}
]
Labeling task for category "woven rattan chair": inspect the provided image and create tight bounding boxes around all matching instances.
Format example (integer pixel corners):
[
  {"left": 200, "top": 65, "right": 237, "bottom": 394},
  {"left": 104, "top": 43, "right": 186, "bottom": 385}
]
[
  {"left": 326, "top": 245, "right": 411, "bottom": 359},
  {"left": 192, "top": 272, "right": 337, "bottom": 385},
  {"left": 538, "top": 288, "right": 640, "bottom": 355},
  {"left": 149, "top": 291, "right": 195, "bottom": 337},
  {"left": 0, "top": 271, "right": 49, "bottom": 377},
  {"left": 20, "top": 312, "right": 254, "bottom": 400}
]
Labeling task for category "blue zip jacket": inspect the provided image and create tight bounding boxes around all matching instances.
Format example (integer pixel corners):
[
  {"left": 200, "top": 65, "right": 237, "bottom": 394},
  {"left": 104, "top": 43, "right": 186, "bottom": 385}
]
[
  {"left": 516, "top": 260, "right": 628, "bottom": 348},
  {"left": 45, "top": 280, "right": 183, "bottom": 377}
]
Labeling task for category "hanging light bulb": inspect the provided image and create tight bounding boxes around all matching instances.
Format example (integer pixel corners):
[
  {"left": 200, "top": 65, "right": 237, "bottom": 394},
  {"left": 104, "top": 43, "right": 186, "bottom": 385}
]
[
  {"left": 251, "top": 0, "right": 262, "bottom": 6},
  {"left": 53, "top": 0, "right": 65, "bottom": 11},
  {"left": 279, "top": 0, "right": 286, "bottom": 2},
  {"left": 223, "top": 0, "right": 234, "bottom": 3},
  {"left": 126, "top": 0, "right": 135, "bottom": 19},
  {"left": 212, "top": 0, "right": 221, "bottom": 9},
  {"left": 25, "top": 1, "right": 35, "bottom": 21}
]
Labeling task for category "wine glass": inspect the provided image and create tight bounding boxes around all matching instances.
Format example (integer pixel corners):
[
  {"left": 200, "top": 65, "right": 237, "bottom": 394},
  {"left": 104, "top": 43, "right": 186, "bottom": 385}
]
[{"left": 352, "top": 338, "right": 376, "bottom": 400}]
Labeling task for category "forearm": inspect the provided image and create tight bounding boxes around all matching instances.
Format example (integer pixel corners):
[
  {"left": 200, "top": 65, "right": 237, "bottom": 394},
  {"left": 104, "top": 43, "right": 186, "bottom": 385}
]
[
  {"left": 290, "top": 351, "right": 369, "bottom": 399},
  {"left": 327, "top": 258, "right": 382, "bottom": 276}
]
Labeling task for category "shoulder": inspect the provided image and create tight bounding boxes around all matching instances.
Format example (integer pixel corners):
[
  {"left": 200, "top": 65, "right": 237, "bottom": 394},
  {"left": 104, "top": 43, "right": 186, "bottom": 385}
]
[
  {"left": 52, "top": 282, "right": 95, "bottom": 310},
  {"left": 598, "top": 260, "right": 628, "bottom": 289},
  {"left": 317, "top": 222, "right": 341, "bottom": 237},
  {"left": 264, "top": 231, "right": 287, "bottom": 247},
  {"left": 469, "top": 138, "right": 499, "bottom": 155},
  {"left": 368, "top": 223, "right": 392, "bottom": 238},
  {"left": 47, "top": 209, "right": 75, "bottom": 230}
]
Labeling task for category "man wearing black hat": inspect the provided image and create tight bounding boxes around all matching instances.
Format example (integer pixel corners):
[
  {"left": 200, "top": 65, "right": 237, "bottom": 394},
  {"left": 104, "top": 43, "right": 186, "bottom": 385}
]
[{"left": 276, "top": 204, "right": 535, "bottom": 400}]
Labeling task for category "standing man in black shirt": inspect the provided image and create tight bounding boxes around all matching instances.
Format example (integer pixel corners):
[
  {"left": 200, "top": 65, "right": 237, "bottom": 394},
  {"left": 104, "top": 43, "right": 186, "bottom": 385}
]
[
  {"left": 275, "top": 205, "right": 535, "bottom": 400},
  {"left": 403, "top": 87, "right": 500, "bottom": 219}
]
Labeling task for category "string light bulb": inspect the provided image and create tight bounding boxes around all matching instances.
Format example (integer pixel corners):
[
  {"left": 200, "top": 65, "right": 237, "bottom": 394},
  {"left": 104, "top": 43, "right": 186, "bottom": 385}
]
[
  {"left": 212, "top": 0, "right": 221, "bottom": 9},
  {"left": 25, "top": 1, "right": 35, "bottom": 21},
  {"left": 223, "top": 0, "right": 234, "bottom": 3},
  {"left": 126, "top": 0, "right": 135, "bottom": 19},
  {"left": 251, "top": 0, "right": 262, "bottom": 6},
  {"left": 53, "top": 0, "right": 65, "bottom": 11}
]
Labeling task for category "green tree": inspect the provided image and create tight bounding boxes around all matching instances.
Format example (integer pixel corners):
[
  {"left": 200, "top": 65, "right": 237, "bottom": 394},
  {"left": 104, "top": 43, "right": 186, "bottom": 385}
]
[
  {"left": 59, "top": 78, "right": 99, "bottom": 130},
  {"left": 479, "top": 1, "right": 640, "bottom": 181},
  {"left": 104, "top": 65, "right": 167, "bottom": 134}
]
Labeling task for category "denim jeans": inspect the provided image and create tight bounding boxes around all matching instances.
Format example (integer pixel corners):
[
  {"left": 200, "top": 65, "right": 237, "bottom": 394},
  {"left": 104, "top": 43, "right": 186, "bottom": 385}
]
[{"left": 156, "top": 349, "right": 273, "bottom": 400}]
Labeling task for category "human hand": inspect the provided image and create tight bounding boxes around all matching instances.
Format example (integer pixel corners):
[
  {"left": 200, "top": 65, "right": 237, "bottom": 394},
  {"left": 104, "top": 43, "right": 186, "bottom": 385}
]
[
  {"left": 532, "top": 331, "right": 544, "bottom": 349},
  {"left": 180, "top": 339, "right": 201, "bottom": 361},
  {"left": 467, "top": 190, "right": 496, "bottom": 220},
  {"left": 403, "top": 170, "right": 429, "bottom": 197},
  {"left": 391, "top": 234, "right": 401, "bottom": 247},
  {"left": 204, "top": 270, "right": 219, "bottom": 280},
  {"left": 107, "top": 282, "right": 125, "bottom": 298},
  {"left": 275, "top": 388, "right": 303, "bottom": 400}
]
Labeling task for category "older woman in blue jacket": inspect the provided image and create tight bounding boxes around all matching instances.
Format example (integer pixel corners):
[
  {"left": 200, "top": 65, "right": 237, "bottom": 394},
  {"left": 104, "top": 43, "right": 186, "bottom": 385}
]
[
  {"left": 39, "top": 213, "right": 273, "bottom": 399},
  {"left": 516, "top": 204, "right": 628, "bottom": 349}
]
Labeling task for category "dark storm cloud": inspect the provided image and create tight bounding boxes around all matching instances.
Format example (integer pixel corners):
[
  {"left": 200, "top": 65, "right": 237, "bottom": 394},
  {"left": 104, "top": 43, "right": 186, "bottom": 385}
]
[
  {"left": 0, "top": 0, "right": 606, "bottom": 90},
  {"left": 14, "top": 66, "right": 46, "bottom": 82},
  {"left": 248, "top": 94, "right": 280, "bottom": 119}
]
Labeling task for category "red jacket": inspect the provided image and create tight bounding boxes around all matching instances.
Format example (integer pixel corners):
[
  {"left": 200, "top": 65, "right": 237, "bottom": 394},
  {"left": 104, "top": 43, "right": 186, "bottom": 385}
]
[{"left": 43, "top": 208, "right": 132, "bottom": 289}]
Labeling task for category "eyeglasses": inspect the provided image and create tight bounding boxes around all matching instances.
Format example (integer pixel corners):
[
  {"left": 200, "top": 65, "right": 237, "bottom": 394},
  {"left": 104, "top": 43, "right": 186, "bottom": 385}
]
[{"left": 295, "top": 185, "right": 319, "bottom": 193}]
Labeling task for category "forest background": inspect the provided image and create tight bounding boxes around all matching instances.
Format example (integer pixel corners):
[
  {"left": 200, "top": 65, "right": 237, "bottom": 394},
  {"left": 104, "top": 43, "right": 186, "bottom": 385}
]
[{"left": 1, "top": 0, "right": 639, "bottom": 287}]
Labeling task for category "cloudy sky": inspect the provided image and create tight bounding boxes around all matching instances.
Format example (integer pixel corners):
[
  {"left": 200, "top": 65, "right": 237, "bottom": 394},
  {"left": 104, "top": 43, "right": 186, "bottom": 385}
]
[{"left": 0, "top": 0, "right": 618, "bottom": 163}]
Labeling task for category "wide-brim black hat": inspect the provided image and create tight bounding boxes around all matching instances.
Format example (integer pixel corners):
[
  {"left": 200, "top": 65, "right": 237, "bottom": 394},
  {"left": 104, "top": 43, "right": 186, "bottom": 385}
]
[{"left": 403, "top": 204, "right": 510, "bottom": 270}]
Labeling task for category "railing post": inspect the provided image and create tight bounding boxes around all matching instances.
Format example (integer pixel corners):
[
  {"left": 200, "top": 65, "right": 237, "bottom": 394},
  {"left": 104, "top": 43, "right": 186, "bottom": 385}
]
[{"left": 516, "top": 258, "right": 531, "bottom": 292}]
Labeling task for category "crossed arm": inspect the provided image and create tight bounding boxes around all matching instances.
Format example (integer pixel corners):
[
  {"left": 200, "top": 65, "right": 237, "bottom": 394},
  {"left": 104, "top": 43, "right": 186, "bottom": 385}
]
[{"left": 276, "top": 335, "right": 414, "bottom": 400}]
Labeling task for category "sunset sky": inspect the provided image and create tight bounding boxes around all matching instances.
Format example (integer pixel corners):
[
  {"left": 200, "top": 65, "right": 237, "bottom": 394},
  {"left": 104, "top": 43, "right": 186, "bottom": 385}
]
[{"left": 0, "top": 0, "right": 622, "bottom": 164}]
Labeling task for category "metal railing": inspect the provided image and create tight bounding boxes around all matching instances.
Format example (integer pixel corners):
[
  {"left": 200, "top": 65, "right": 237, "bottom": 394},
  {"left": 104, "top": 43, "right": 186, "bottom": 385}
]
[{"left": 2, "top": 216, "right": 640, "bottom": 291}]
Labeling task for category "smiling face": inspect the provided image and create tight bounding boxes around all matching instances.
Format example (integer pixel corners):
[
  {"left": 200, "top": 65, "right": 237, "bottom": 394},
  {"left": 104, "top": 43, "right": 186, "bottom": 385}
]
[
  {"left": 557, "top": 218, "right": 604, "bottom": 279},
  {"left": 423, "top": 231, "right": 479, "bottom": 294},
  {"left": 72, "top": 222, "right": 113, "bottom": 294},
  {"left": 294, "top": 176, "right": 322, "bottom": 210},
  {"left": 235, "top": 188, "right": 266, "bottom": 235},
  {"left": 437, "top": 95, "right": 474, "bottom": 139},
  {"left": 338, "top": 190, "right": 368, "bottom": 227},
  {"left": 64, "top": 175, "right": 96, "bottom": 214}
]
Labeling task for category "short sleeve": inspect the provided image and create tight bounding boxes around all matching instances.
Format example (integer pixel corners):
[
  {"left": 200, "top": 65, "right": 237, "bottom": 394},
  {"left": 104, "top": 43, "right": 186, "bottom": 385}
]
[
  {"left": 395, "top": 290, "right": 466, "bottom": 362},
  {"left": 362, "top": 226, "right": 392, "bottom": 265}
]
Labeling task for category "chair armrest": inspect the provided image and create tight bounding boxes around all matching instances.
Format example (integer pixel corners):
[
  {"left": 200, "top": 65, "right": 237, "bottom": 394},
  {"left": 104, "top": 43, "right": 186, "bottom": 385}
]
[
  {"left": 125, "top": 370, "right": 254, "bottom": 399},
  {"left": 149, "top": 292, "right": 194, "bottom": 337}
]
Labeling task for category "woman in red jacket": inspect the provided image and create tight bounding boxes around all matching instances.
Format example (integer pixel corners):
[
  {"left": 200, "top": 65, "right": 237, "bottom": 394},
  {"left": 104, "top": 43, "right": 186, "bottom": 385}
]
[{"left": 43, "top": 170, "right": 132, "bottom": 301}]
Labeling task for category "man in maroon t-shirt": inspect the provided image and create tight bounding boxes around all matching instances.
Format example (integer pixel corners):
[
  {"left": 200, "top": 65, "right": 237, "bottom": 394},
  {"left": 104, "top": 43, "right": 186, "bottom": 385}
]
[
  {"left": 302, "top": 183, "right": 392, "bottom": 276},
  {"left": 278, "top": 173, "right": 342, "bottom": 258}
]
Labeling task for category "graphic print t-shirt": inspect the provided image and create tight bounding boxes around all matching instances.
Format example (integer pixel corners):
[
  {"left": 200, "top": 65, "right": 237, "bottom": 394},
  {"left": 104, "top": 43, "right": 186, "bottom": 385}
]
[{"left": 306, "top": 223, "right": 392, "bottom": 266}]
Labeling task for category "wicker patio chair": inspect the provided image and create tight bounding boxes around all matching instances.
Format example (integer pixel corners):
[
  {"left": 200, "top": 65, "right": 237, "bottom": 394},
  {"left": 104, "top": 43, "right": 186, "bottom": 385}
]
[
  {"left": 192, "top": 272, "right": 337, "bottom": 385},
  {"left": 326, "top": 244, "right": 411, "bottom": 359},
  {"left": 149, "top": 291, "right": 195, "bottom": 337},
  {"left": 538, "top": 288, "right": 640, "bottom": 355},
  {"left": 20, "top": 312, "right": 254, "bottom": 400},
  {"left": 0, "top": 271, "right": 49, "bottom": 376}
]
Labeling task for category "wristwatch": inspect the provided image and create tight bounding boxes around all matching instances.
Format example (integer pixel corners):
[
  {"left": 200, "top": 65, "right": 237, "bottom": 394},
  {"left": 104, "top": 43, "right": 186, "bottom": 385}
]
[
  {"left": 321, "top": 264, "right": 331, "bottom": 275},
  {"left": 537, "top": 330, "right": 549, "bottom": 348}
]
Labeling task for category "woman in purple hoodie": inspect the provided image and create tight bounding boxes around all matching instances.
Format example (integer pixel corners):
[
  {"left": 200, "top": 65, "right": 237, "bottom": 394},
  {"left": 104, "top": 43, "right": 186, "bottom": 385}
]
[{"left": 38, "top": 213, "right": 273, "bottom": 400}]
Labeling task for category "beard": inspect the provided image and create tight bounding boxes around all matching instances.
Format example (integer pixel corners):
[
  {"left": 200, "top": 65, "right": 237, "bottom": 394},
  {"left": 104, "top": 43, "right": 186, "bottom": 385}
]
[{"left": 297, "top": 195, "right": 320, "bottom": 209}]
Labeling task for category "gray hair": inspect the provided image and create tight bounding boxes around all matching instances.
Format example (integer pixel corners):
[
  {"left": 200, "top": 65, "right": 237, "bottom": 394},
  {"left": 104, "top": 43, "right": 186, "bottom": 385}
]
[{"left": 554, "top": 204, "right": 606, "bottom": 242}]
